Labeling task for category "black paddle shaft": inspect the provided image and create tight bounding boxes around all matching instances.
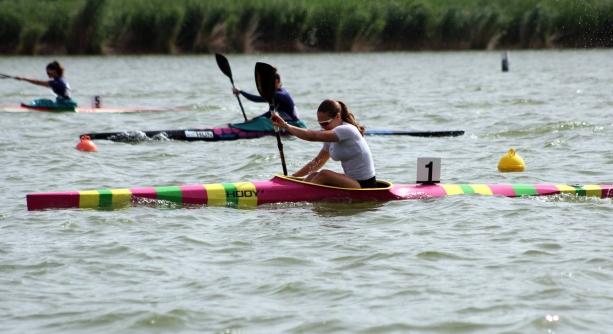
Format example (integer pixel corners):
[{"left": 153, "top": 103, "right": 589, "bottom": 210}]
[
  {"left": 364, "top": 130, "right": 465, "bottom": 137},
  {"left": 275, "top": 134, "right": 288, "bottom": 175}
]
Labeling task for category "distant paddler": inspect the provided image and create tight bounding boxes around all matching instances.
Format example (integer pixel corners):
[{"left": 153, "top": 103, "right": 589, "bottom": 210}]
[
  {"left": 8, "top": 61, "right": 78, "bottom": 111},
  {"left": 231, "top": 66, "right": 306, "bottom": 131},
  {"left": 272, "top": 99, "right": 377, "bottom": 189}
]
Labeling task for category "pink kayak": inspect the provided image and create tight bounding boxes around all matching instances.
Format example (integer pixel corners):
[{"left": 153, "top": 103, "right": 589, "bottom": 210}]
[{"left": 26, "top": 175, "right": 613, "bottom": 211}]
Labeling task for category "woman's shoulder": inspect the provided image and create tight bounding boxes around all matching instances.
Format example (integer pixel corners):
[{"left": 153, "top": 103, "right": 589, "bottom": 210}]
[
  {"left": 50, "top": 77, "right": 67, "bottom": 83},
  {"left": 334, "top": 123, "right": 361, "bottom": 138},
  {"left": 276, "top": 88, "right": 292, "bottom": 96},
  {"left": 338, "top": 122, "right": 360, "bottom": 131},
  {"left": 275, "top": 88, "right": 294, "bottom": 102}
]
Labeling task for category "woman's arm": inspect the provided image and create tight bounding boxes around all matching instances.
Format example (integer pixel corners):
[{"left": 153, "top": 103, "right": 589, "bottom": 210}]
[
  {"left": 272, "top": 114, "right": 338, "bottom": 142},
  {"left": 293, "top": 148, "right": 329, "bottom": 177},
  {"left": 233, "top": 87, "right": 266, "bottom": 103},
  {"left": 15, "top": 77, "right": 50, "bottom": 88}
]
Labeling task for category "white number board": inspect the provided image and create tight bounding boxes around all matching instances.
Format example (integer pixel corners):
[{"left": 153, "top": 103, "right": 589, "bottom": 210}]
[{"left": 416, "top": 157, "right": 441, "bottom": 184}]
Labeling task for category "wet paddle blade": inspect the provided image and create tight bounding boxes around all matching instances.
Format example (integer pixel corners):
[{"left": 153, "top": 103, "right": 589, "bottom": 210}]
[
  {"left": 255, "top": 62, "right": 287, "bottom": 175},
  {"left": 254, "top": 62, "right": 277, "bottom": 105},
  {"left": 215, "top": 53, "right": 233, "bottom": 83},
  {"left": 216, "top": 53, "right": 247, "bottom": 121}
]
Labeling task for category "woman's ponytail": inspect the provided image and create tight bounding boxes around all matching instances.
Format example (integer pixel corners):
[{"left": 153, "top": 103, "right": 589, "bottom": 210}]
[
  {"left": 337, "top": 100, "right": 365, "bottom": 136},
  {"left": 317, "top": 99, "right": 365, "bottom": 136}
]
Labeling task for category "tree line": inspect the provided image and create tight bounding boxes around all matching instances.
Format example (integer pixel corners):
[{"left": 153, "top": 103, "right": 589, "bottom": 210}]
[{"left": 0, "top": 0, "right": 611, "bottom": 55}]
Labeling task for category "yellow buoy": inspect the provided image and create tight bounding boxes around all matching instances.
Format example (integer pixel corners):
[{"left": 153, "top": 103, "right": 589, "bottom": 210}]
[{"left": 498, "top": 148, "right": 525, "bottom": 172}]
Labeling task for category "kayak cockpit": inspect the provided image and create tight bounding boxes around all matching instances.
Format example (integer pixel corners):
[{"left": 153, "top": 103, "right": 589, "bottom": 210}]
[{"left": 271, "top": 175, "right": 393, "bottom": 190}]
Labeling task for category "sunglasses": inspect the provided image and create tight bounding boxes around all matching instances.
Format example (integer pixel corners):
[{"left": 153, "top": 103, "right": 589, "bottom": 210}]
[{"left": 318, "top": 118, "right": 334, "bottom": 127}]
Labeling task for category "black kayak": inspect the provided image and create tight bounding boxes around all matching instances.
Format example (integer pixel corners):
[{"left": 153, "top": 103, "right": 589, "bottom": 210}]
[{"left": 82, "top": 126, "right": 464, "bottom": 142}]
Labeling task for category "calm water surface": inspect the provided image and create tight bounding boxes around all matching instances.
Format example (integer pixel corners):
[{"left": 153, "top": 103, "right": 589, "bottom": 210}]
[{"left": 1, "top": 51, "right": 612, "bottom": 333}]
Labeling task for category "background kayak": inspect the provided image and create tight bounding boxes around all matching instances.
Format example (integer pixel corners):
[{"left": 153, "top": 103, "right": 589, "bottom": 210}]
[
  {"left": 83, "top": 126, "right": 280, "bottom": 142},
  {"left": 0, "top": 104, "right": 169, "bottom": 113},
  {"left": 82, "top": 127, "right": 465, "bottom": 142}
]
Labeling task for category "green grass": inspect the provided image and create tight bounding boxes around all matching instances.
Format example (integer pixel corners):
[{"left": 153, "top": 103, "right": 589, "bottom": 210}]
[{"left": 0, "top": 0, "right": 610, "bottom": 54}]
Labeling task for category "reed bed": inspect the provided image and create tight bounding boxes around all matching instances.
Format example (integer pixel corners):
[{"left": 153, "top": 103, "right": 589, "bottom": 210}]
[{"left": 0, "top": 0, "right": 611, "bottom": 54}]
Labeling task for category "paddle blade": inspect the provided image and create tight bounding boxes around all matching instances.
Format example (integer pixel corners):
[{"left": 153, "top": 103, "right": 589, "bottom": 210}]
[
  {"left": 215, "top": 53, "right": 233, "bottom": 82},
  {"left": 255, "top": 62, "right": 277, "bottom": 105}
]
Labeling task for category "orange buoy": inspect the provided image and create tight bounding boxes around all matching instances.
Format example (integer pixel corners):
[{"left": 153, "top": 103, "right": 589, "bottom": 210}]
[{"left": 76, "top": 135, "right": 97, "bottom": 152}]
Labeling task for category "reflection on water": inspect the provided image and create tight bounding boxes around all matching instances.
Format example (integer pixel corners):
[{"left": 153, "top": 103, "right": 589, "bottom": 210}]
[{"left": 311, "top": 200, "right": 387, "bottom": 217}]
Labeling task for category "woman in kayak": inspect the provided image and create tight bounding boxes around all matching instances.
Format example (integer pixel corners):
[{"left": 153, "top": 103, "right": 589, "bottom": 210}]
[
  {"left": 16, "top": 61, "right": 77, "bottom": 110},
  {"left": 231, "top": 68, "right": 306, "bottom": 131},
  {"left": 272, "top": 99, "right": 377, "bottom": 189}
]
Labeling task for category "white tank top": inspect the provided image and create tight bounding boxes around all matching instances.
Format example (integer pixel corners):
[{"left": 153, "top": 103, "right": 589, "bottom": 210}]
[{"left": 322, "top": 123, "right": 375, "bottom": 180}]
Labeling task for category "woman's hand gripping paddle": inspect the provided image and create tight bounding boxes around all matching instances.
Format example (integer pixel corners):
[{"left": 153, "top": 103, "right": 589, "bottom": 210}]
[{"left": 215, "top": 53, "right": 248, "bottom": 122}]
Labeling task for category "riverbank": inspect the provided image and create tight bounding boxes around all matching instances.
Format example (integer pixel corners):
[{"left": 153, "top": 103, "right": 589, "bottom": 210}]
[{"left": 1, "top": 0, "right": 611, "bottom": 55}]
